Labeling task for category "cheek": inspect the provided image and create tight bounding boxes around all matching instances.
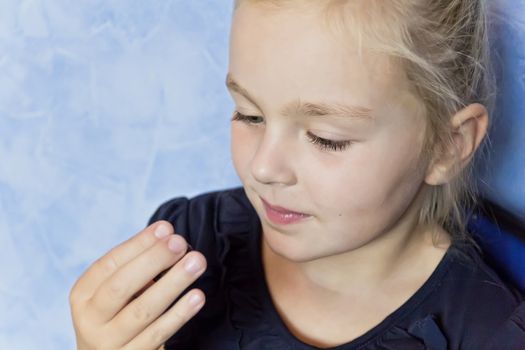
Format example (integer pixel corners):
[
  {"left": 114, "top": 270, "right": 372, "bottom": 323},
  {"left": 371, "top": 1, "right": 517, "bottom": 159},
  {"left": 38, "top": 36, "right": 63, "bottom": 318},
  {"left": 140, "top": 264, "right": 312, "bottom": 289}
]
[
  {"left": 309, "top": 135, "right": 425, "bottom": 216},
  {"left": 346, "top": 132, "right": 426, "bottom": 213},
  {"left": 309, "top": 155, "right": 375, "bottom": 213}
]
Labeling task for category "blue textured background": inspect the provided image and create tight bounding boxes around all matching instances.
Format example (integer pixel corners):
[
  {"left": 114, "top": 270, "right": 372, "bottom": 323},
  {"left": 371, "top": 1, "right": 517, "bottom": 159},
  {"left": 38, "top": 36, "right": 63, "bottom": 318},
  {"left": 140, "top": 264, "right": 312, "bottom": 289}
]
[
  {"left": 0, "top": 1, "right": 522, "bottom": 348},
  {"left": 0, "top": 1, "right": 239, "bottom": 348}
]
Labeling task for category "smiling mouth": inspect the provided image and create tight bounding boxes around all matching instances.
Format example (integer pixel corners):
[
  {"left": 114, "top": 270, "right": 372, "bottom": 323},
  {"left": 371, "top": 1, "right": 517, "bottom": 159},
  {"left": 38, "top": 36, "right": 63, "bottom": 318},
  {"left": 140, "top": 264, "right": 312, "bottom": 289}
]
[
  {"left": 260, "top": 196, "right": 311, "bottom": 225},
  {"left": 260, "top": 197, "right": 307, "bottom": 215}
]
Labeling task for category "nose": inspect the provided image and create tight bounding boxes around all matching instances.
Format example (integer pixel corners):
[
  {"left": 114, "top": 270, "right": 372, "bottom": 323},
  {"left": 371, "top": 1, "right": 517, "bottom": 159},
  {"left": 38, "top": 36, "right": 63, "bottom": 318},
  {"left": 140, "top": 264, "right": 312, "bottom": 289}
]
[{"left": 250, "top": 129, "right": 297, "bottom": 186}]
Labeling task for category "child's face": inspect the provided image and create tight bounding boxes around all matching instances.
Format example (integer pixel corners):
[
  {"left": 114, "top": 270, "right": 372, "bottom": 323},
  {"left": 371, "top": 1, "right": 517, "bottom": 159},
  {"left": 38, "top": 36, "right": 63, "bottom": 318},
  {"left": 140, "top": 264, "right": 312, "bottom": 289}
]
[{"left": 228, "top": 3, "right": 431, "bottom": 262}]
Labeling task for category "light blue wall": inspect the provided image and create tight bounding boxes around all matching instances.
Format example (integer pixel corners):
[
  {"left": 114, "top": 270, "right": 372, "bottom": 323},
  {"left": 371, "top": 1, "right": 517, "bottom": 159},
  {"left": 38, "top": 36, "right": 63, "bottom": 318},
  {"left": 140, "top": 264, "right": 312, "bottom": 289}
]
[
  {"left": 0, "top": 1, "right": 239, "bottom": 348},
  {"left": 0, "top": 1, "right": 523, "bottom": 348}
]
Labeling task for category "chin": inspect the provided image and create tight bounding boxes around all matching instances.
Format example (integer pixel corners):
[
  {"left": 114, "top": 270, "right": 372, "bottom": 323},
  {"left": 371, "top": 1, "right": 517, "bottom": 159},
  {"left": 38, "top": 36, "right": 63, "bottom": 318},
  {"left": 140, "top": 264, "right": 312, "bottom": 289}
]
[
  {"left": 267, "top": 243, "right": 317, "bottom": 263},
  {"left": 261, "top": 225, "right": 333, "bottom": 263}
]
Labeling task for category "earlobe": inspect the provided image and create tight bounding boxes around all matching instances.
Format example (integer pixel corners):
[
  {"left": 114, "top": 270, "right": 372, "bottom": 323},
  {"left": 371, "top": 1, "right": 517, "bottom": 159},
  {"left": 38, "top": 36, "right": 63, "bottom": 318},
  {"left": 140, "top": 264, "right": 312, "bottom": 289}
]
[{"left": 424, "top": 103, "right": 489, "bottom": 186}]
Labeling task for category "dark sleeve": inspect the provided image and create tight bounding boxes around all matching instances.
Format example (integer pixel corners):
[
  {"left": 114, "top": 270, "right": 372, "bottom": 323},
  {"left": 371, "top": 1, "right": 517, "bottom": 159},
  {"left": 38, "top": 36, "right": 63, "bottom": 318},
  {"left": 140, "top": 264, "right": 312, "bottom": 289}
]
[
  {"left": 145, "top": 193, "right": 228, "bottom": 349},
  {"left": 482, "top": 302, "right": 525, "bottom": 350}
]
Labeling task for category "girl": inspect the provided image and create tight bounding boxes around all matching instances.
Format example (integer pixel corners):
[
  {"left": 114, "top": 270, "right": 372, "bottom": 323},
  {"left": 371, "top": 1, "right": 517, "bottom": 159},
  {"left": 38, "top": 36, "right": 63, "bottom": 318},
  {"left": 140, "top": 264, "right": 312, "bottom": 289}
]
[{"left": 69, "top": 0, "right": 525, "bottom": 349}]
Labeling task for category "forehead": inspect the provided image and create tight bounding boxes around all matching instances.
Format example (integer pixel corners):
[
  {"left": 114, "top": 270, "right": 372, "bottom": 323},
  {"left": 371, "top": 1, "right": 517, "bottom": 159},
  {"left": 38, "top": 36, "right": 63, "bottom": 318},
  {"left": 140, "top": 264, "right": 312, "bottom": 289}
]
[{"left": 228, "top": 2, "right": 412, "bottom": 115}]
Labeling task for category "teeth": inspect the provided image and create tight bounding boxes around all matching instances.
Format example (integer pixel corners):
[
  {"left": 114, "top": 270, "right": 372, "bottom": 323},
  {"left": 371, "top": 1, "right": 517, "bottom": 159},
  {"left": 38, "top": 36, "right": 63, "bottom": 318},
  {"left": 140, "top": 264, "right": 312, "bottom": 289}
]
[
  {"left": 272, "top": 207, "right": 303, "bottom": 216},
  {"left": 276, "top": 210, "right": 306, "bottom": 218}
]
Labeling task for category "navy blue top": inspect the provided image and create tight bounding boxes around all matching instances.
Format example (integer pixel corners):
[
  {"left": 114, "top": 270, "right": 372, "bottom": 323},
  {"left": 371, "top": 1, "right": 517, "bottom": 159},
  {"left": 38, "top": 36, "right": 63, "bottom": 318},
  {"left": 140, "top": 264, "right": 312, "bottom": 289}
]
[{"left": 147, "top": 187, "right": 525, "bottom": 350}]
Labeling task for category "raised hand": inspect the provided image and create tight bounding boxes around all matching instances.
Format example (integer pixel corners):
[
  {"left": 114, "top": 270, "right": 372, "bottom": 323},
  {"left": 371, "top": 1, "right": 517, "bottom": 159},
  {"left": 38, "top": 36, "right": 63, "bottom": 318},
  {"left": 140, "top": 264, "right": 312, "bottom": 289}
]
[{"left": 69, "top": 221, "right": 207, "bottom": 350}]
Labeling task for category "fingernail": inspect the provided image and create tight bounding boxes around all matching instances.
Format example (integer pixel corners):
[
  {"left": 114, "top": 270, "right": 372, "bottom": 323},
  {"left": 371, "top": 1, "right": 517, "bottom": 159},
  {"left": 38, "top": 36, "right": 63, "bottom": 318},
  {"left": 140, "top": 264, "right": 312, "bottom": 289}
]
[
  {"left": 155, "top": 224, "right": 170, "bottom": 238},
  {"left": 184, "top": 257, "right": 202, "bottom": 274},
  {"left": 168, "top": 235, "right": 185, "bottom": 253},
  {"left": 189, "top": 293, "right": 203, "bottom": 307}
]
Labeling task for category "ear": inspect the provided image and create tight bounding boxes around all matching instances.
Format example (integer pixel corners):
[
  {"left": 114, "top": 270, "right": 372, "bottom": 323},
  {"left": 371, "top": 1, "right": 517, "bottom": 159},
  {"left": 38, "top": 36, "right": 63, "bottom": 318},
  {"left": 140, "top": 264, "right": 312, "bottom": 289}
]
[{"left": 425, "top": 103, "right": 489, "bottom": 185}]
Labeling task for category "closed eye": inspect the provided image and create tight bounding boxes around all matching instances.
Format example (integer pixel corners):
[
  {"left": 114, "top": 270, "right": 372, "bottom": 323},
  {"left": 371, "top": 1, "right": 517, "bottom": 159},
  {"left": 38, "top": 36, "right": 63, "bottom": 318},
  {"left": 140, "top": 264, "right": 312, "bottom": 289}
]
[
  {"left": 306, "top": 132, "right": 352, "bottom": 152},
  {"left": 231, "top": 111, "right": 352, "bottom": 152},
  {"left": 231, "top": 111, "right": 264, "bottom": 124}
]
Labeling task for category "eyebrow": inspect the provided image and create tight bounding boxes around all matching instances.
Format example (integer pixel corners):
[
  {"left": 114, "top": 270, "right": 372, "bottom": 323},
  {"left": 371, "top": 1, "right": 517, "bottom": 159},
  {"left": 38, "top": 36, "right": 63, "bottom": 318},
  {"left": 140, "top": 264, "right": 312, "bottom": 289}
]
[{"left": 225, "top": 73, "right": 374, "bottom": 120}]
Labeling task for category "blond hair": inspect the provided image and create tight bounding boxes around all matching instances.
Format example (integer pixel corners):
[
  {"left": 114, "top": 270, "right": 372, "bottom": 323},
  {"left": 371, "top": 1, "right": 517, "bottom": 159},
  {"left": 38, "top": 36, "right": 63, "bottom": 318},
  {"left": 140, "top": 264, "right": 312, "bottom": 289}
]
[{"left": 233, "top": 0, "right": 495, "bottom": 244}]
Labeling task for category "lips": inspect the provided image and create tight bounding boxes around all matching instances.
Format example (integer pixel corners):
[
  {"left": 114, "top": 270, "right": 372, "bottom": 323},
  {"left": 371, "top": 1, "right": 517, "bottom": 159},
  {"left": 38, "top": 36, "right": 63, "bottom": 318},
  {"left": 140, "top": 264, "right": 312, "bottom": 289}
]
[
  {"left": 260, "top": 196, "right": 311, "bottom": 225},
  {"left": 260, "top": 197, "right": 307, "bottom": 215}
]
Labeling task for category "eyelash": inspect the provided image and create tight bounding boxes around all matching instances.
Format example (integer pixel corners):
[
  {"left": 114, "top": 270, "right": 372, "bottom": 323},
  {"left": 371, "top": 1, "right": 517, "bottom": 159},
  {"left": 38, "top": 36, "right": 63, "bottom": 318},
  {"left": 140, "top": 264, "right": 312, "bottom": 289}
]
[{"left": 231, "top": 111, "right": 352, "bottom": 152}]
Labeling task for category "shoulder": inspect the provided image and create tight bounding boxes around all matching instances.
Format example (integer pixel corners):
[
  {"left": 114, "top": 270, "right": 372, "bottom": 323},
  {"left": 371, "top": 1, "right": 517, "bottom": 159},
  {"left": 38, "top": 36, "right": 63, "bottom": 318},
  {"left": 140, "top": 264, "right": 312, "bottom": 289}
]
[
  {"left": 146, "top": 186, "right": 255, "bottom": 247},
  {"left": 459, "top": 244, "right": 525, "bottom": 349},
  {"left": 444, "top": 242, "right": 523, "bottom": 308},
  {"left": 430, "top": 242, "right": 525, "bottom": 348},
  {"left": 147, "top": 186, "right": 251, "bottom": 226},
  {"left": 385, "top": 242, "right": 525, "bottom": 349}
]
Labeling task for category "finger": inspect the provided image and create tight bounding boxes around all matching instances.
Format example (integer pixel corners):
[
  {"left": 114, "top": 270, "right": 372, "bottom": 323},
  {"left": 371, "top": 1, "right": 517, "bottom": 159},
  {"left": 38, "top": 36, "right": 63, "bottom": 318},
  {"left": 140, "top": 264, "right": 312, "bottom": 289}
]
[
  {"left": 133, "top": 243, "right": 195, "bottom": 298},
  {"left": 131, "top": 280, "right": 156, "bottom": 300},
  {"left": 88, "top": 234, "right": 189, "bottom": 322},
  {"left": 111, "top": 251, "right": 207, "bottom": 342},
  {"left": 131, "top": 244, "right": 195, "bottom": 299},
  {"left": 122, "top": 288, "right": 206, "bottom": 350},
  {"left": 71, "top": 221, "right": 174, "bottom": 302}
]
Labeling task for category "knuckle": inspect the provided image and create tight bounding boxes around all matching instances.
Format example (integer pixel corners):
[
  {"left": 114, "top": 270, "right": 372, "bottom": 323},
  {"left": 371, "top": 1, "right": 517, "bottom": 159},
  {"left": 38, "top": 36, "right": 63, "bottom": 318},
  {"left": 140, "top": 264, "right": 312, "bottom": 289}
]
[
  {"left": 145, "top": 248, "right": 166, "bottom": 266},
  {"left": 105, "top": 254, "right": 119, "bottom": 272},
  {"left": 137, "top": 232, "right": 154, "bottom": 251},
  {"left": 69, "top": 284, "right": 80, "bottom": 306},
  {"left": 95, "top": 253, "right": 118, "bottom": 275},
  {"left": 150, "top": 327, "right": 168, "bottom": 345},
  {"left": 131, "top": 301, "right": 151, "bottom": 322},
  {"left": 170, "top": 307, "right": 188, "bottom": 326},
  {"left": 69, "top": 280, "right": 88, "bottom": 309},
  {"left": 106, "top": 278, "right": 129, "bottom": 299}
]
